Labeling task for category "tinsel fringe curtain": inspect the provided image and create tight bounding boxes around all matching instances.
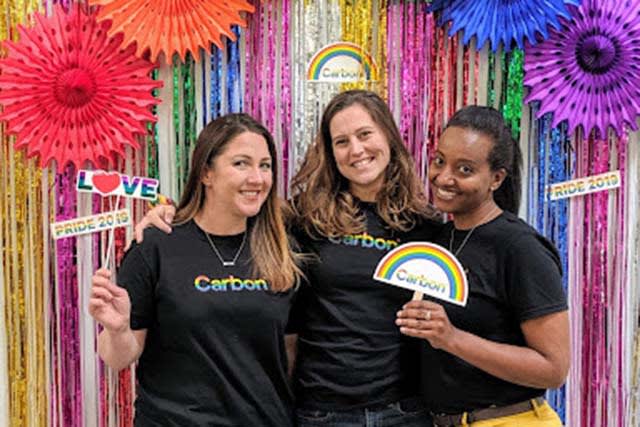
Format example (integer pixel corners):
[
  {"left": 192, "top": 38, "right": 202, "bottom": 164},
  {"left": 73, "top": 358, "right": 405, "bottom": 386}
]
[{"left": 1, "top": 1, "right": 639, "bottom": 426}]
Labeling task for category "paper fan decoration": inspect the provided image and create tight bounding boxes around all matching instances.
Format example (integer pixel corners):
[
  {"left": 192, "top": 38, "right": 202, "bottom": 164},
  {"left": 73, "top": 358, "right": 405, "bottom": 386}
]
[
  {"left": 429, "top": 0, "right": 582, "bottom": 52},
  {"left": 0, "top": 4, "right": 162, "bottom": 171},
  {"left": 524, "top": 0, "right": 640, "bottom": 135},
  {"left": 88, "top": 0, "right": 255, "bottom": 63}
]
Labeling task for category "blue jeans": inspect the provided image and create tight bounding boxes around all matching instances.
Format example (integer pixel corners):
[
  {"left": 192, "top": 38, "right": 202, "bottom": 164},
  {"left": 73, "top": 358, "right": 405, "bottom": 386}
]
[{"left": 296, "top": 397, "right": 432, "bottom": 427}]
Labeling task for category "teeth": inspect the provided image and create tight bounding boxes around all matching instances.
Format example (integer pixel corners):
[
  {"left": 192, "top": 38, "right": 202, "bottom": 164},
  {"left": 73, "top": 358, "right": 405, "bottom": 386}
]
[
  {"left": 436, "top": 188, "right": 456, "bottom": 200},
  {"left": 242, "top": 191, "right": 259, "bottom": 196},
  {"left": 352, "top": 158, "right": 373, "bottom": 168}
]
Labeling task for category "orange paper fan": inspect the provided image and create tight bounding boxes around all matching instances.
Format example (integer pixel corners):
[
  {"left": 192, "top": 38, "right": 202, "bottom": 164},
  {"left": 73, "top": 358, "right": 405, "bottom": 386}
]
[{"left": 88, "top": 0, "right": 255, "bottom": 63}]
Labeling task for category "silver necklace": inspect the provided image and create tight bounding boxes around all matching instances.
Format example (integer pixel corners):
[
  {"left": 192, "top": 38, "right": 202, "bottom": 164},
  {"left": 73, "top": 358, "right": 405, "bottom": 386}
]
[
  {"left": 449, "top": 206, "right": 500, "bottom": 257},
  {"left": 204, "top": 230, "right": 247, "bottom": 267}
]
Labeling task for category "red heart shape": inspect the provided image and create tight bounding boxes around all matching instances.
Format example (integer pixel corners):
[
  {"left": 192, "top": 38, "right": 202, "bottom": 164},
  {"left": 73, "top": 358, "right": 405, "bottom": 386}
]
[{"left": 92, "top": 172, "right": 121, "bottom": 195}]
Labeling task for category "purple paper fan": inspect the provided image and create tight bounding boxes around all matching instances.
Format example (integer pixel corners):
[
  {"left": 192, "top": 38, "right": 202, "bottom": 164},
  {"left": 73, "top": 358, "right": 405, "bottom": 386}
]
[{"left": 524, "top": 0, "right": 640, "bottom": 136}]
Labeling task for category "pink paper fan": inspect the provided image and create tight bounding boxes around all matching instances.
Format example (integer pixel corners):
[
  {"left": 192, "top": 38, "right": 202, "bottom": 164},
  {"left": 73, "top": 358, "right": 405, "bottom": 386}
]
[
  {"left": 524, "top": 0, "right": 640, "bottom": 136},
  {"left": 0, "top": 4, "right": 162, "bottom": 171}
]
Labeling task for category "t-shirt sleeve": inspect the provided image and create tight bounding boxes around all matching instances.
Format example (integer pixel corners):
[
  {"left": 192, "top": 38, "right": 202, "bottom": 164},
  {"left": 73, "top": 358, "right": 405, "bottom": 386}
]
[
  {"left": 117, "top": 241, "right": 158, "bottom": 330},
  {"left": 286, "top": 278, "right": 309, "bottom": 334},
  {"left": 505, "top": 232, "right": 568, "bottom": 322}
]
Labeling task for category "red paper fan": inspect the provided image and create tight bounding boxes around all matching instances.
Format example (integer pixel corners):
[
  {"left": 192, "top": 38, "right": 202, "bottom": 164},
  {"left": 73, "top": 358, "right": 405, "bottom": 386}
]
[
  {"left": 0, "top": 4, "right": 162, "bottom": 171},
  {"left": 88, "top": 0, "right": 255, "bottom": 63}
]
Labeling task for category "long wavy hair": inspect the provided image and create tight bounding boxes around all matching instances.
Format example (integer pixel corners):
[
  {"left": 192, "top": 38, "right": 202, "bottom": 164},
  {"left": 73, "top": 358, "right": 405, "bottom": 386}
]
[
  {"left": 173, "top": 113, "right": 302, "bottom": 292},
  {"left": 290, "top": 90, "right": 433, "bottom": 238}
]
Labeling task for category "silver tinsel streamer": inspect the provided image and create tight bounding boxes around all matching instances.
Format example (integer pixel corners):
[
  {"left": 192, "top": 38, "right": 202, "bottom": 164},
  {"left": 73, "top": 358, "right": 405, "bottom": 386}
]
[{"left": 291, "top": 0, "right": 342, "bottom": 179}]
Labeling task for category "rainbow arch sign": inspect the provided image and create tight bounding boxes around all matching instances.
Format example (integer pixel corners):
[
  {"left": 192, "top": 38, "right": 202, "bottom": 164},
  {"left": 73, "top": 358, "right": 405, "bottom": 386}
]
[
  {"left": 307, "top": 42, "right": 377, "bottom": 82},
  {"left": 373, "top": 242, "right": 468, "bottom": 306}
]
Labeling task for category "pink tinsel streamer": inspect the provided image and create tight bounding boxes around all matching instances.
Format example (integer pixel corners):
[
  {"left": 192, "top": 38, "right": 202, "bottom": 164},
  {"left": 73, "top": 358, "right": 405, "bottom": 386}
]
[
  {"left": 387, "top": 2, "right": 432, "bottom": 180},
  {"left": 244, "top": 0, "right": 291, "bottom": 194},
  {"left": 575, "top": 129, "right": 629, "bottom": 426},
  {"left": 51, "top": 165, "right": 82, "bottom": 426}
]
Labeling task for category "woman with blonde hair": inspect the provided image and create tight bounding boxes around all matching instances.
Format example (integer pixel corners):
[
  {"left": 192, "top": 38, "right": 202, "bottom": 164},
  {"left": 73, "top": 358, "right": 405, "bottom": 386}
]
[{"left": 89, "top": 113, "right": 303, "bottom": 426}]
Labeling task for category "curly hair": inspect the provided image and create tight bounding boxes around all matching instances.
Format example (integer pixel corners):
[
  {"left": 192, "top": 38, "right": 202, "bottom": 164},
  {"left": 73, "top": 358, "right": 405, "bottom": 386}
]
[{"left": 290, "top": 90, "right": 434, "bottom": 238}]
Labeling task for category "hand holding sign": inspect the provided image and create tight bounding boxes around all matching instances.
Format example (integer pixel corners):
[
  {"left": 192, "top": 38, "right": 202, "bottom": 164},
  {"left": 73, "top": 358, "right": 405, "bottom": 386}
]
[
  {"left": 373, "top": 242, "right": 468, "bottom": 307},
  {"left": 88, "top": 268, "right": 131, "bottom": 333},
  {"left": 396, "top": 299, "right": 460, "bottom": 351}
]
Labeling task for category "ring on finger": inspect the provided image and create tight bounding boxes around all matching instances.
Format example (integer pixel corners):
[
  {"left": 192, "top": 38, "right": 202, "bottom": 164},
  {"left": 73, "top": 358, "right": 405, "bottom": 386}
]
[{"left": 424, "top": 310, "right": 431, "bottom": 321}]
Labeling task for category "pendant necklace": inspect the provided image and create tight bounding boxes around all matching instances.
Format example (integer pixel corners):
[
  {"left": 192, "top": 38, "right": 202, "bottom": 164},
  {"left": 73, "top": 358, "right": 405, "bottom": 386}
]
[
  {"left": 449, "top": 206, "right": 500, "bottom": 257},
  {"left": 204, "top": 229, "right": 247, "bottom": 267}
]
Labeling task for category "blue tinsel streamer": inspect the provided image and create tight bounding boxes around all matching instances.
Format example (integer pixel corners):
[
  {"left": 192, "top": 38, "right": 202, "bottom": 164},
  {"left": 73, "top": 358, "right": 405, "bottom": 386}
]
[
  {"left": 535, "top": 113, "right": 571, "bottom": 422},
  {"left": 210, "top": 44, "right": 222, "bottom": 119},
  {"left": 227, "top": 26, "right": 242, "bottom": 113},
  {"left": 209, "top": 26, "right": 242, "bottom": 119}
]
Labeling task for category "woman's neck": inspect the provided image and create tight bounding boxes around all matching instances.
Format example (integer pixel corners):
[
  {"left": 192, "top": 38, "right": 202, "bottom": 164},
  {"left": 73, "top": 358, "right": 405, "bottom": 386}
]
[
  {"left": 349, "top": 182, "right": 381, "bottom": 202},
  {"left": 194, "top": 209, "right": 246, "bottom": 235},
  {"left": 452, "top": 201, "right": 502, "bottom": 230}
]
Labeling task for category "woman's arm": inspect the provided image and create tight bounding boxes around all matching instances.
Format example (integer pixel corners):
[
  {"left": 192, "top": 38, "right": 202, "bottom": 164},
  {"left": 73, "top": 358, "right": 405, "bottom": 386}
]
[
  {"left": 89, "top": 268, "right": 147, "bottom": 371},
  {"left": 397, "top": 300, "right": 570, "bottom": 389},
  {"left": 97, "top": 328, "right": 147, "bottom": 371},
  {"left": 285, "top": 334, "right": 298, "bottom": 379}
]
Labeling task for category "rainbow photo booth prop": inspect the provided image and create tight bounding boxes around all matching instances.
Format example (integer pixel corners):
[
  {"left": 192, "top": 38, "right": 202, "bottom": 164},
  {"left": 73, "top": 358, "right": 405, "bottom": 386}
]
[
  {"left": 373, "top": 242, "right": 468, "bottom": 307},
  {"left": 307, "top": 41, "right": 377, "bottom": 82}
]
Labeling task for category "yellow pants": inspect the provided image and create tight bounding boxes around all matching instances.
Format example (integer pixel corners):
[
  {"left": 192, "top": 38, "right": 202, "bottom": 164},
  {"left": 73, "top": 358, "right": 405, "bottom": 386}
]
[{"left": 462, "top": 400, "right": 562, "bottom": 427}]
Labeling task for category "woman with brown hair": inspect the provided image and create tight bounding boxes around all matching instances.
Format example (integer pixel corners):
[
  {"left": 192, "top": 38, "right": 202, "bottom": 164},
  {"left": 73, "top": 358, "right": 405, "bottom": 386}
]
[
  {"left": 287, "top": 90, "right": 438, "bottom": 427},
  {"left": 89, "top": 113, "right": 303, "bottom": 426}
]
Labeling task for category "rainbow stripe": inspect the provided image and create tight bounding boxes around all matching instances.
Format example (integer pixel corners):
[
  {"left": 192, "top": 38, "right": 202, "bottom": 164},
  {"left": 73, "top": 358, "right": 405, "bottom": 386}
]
[
  {"left": 374, "top": 242, "right": 467, "bottom": 304},
  {"left": 307, "top": 42, "right": 377, "bottom": 81}
]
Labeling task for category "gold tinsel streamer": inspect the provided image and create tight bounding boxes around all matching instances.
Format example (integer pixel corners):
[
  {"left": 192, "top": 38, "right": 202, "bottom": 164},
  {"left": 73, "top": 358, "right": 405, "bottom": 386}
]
[
  {"left": 338, "top": 0, "right": 387, "bottom": 94},
  {"left": 1, "top": 0, "right": 48, "bottom": 426}
]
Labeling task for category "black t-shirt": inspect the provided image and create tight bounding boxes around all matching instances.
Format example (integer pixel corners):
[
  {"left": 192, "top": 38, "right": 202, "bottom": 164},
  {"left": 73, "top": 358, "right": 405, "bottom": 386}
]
[
  {"left": 289, "top": 201, "right": 441, "bottom": 410},
  {"left": 420, "top": 211, "right": 567, "bottom": 413},
  {"left": 117, "top": 220, "right": 295, "bottom": 427}
]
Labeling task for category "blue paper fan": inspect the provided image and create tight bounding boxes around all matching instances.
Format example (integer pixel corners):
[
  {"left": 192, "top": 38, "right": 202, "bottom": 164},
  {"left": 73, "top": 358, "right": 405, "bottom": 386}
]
[{"left": 429, "top": 0, "right": 582, "bottom": 52}]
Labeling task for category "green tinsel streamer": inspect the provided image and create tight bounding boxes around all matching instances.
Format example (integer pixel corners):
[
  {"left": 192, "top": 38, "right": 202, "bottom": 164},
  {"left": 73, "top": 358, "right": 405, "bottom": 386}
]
[
  {"left": 502, "top": 49, "right": 524, "bottom": 138},
  {"left": 182, "top": 53, "right": 197, "bottom": 188},
  {"left": 488, "top": 51, "right": 496, "bottom": 108},
  {"left": 147, "top": 68, "right": 160, "bottom": 179},
  {"left": 172, "top": 56, "right": 183, "bottom": 193}
]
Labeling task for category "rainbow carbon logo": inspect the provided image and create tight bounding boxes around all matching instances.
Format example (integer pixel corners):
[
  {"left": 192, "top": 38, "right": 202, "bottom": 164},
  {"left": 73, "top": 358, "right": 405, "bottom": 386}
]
[
  {"left": 194, "top": 275, "right": 269, "bottom": 293},
  {"left": 373, "top": 242, "right": 468, "bottom": 306},
  {"left": 329, "top": 232, "right": 399, "bottom": 251},
  {"left": 307, "top": 42, "right": 377, "bottom": 82}
]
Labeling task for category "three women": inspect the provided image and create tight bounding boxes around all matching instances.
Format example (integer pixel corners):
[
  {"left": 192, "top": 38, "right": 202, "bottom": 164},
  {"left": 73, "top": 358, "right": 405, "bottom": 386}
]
[{"left": 114, "top": 95, "right": 570, "bottom": 427}]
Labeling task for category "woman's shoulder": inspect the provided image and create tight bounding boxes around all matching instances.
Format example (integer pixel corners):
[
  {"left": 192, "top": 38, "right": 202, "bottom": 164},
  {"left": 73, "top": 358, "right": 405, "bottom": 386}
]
[
  {"left": 401, "top": 215, "right": 445, "bottom": 241},
  {"left": 494, "top": 211, "right": 542, "bottom": 238},
  {"left": 491, "top": 212, "right": 560, "bottom": 259},
  {"left": 138, "top": 220, "right": 197, "bottom": 248}
]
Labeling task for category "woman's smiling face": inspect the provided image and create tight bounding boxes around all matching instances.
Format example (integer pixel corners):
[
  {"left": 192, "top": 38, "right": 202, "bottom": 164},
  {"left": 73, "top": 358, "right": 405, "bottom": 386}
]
[
  {"left": 429, "top": 126, "right": 505, "bottom": 217},
  {"left": 329, "top": 103, "right": 391, "bottom": 202}
]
